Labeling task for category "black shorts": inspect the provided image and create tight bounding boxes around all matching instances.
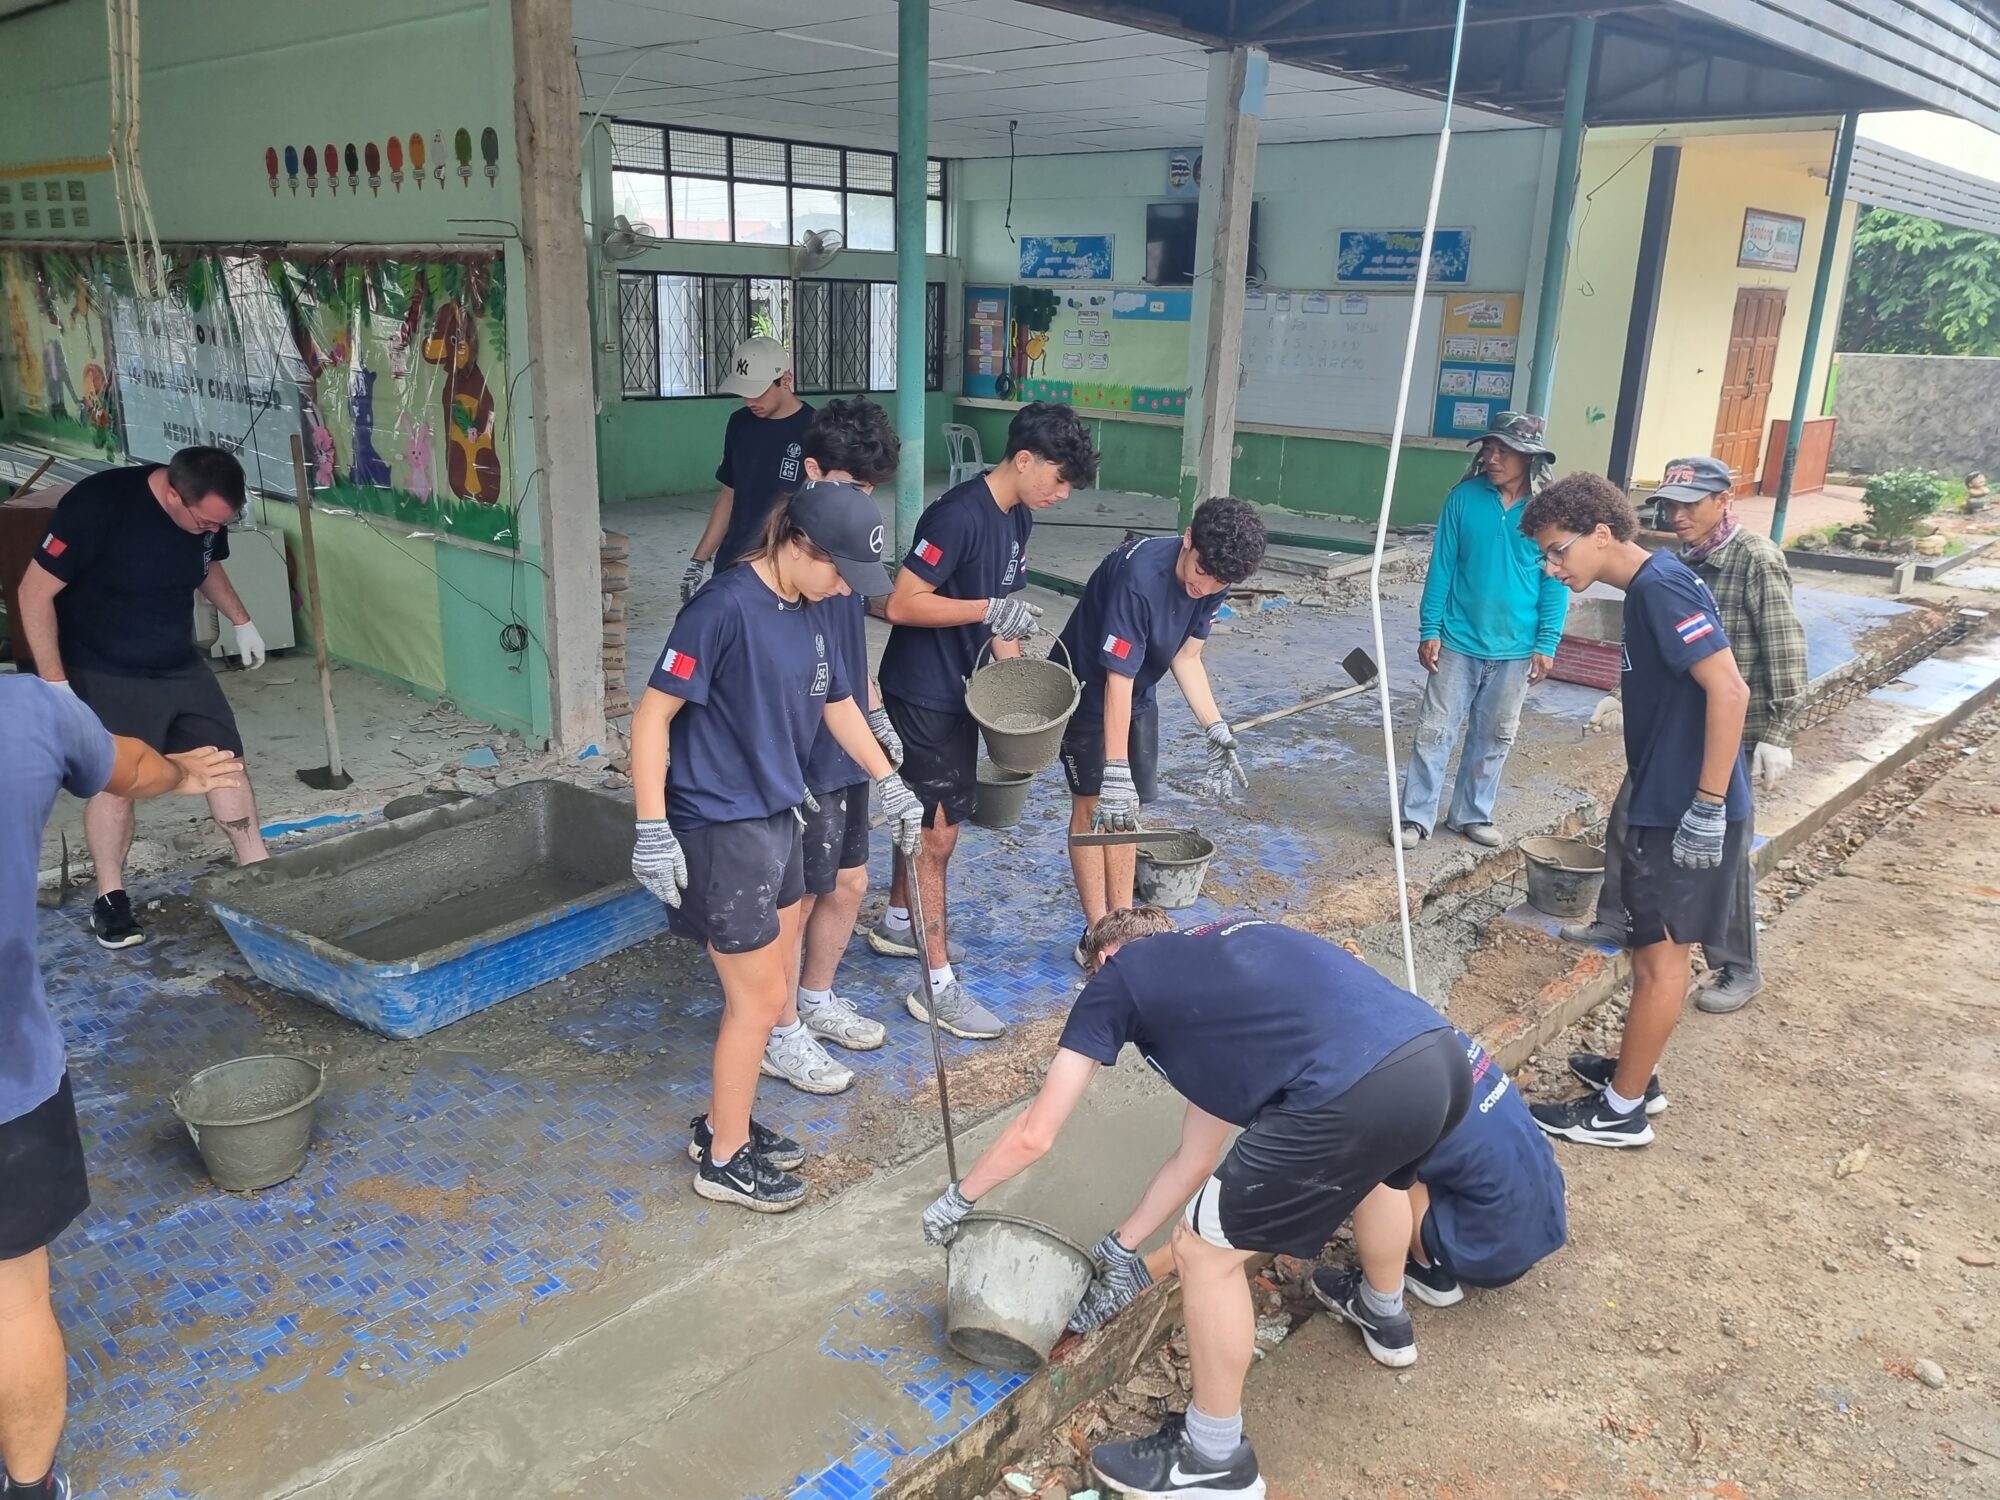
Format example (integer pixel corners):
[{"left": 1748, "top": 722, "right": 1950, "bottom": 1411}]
[
  {"left": 883, "top": 695, "right": 977, "bottom": 826},
  {"left": 69, "top": 657, "right": 245, "bottom": 758},
  {"left": 0, "top": 1075, "right": 90, "bottom": 1260},
  {"left": 1184, "top": 1030, "right": 1473, "bottom": 1259},
  {"left": 802, "top": 782, "right": 870, "bottom": 895},
  {"left": 668, "top": 811, "right": 806, "bottom": 955},
  {"left": 1621, "top": 818, "right": 1750, "bottom": 949},
  {"left": 1059, "top": 705, "right": 1161, "bottom": 802}
]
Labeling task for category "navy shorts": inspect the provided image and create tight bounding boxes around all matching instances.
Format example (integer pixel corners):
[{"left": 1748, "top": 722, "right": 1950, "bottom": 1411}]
[
  {"left": 1621, "top": 818, "right": 1750, "bottom": 949},
  {"left": 669, "top": 811, "right": 805, "bottom": 955},
  {"left": 70, "top": 657, "right": 245, "bottom": 758},
  {"left": 0, "top": 1075, "right": 90, "bottom": 1260},
  {"left": 802, "top": 782, "right": 870, "bottom": 896},
  {"left": 883, "top": 695, "right": 977, "bottom": 827},
  {"left": 1059, "top": 705, "right": 1161, "bottom": 803}
]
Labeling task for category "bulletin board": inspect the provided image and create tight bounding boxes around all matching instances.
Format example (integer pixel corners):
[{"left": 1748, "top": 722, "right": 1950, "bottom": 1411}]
[
  {"left": 1431, "top": 292, "right": 1522, "bottom": 438},
  {"left": 963, "top": 284, "right": 1010, "bottom": 399},
  {"left": 1015, "top": 285, "right": 1191, "bottom": 417},
  {"left": 1236, "top": 289, "right": 1443, "bottom": 434}
]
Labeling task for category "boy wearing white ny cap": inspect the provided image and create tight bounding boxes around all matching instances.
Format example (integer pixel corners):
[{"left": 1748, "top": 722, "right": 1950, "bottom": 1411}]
[{"left": 681, "top": 335, "right": 815, "bottom": 603}]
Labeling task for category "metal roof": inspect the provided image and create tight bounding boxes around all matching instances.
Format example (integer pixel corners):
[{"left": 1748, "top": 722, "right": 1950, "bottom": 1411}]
[{"left": 1850, "top": 138, "right": 2000, "bottom": 234}]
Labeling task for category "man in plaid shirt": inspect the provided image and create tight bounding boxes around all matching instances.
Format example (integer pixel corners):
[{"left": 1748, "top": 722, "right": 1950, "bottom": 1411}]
[{"left": 1563, "top": 455, "right": 1808, "bottom": 1013}]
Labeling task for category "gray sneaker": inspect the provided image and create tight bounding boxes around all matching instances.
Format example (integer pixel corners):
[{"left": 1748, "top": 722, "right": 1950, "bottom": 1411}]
[
  {"left": 798, "top": 991, "right": 887, "bottom": 1051},
  {"left": 1697, "top": 966, "right": 1764, "bottom": 1014},
  {"left": 866, "top": 914, "right": 966, "bottom": 964},
  {"left": 1559, "top": 917, "right": 1624, "bottom": 947},
  {"left": 1454, "top": 822, "right": 1503, "bottom": 848},
  {"left": 905, "top": 978, "right": 1007, "bottom": 1040},
  {"left": 761, "top": 1025, "right": 855, "bottom": 1094}
]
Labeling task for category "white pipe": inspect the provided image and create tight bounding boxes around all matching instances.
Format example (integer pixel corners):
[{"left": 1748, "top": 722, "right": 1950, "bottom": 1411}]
[{"left": 1366, "top": 0, "right": 1469, "bottom": 998}]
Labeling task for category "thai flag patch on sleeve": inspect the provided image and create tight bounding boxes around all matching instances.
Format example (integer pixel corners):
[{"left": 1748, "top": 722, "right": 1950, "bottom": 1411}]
[
  {"left": 660, "top": 647, "right": 698, "bottom": 680},
  {"left": 1675, "top": 611, "right": 1715, "bottom": 646},
  {"left": 41, "top": 534, "right": 66, "bottom": 558},
  {"left": 1103, "top": 634, "right": 1133, "bottom": 660},
  {"left": 914, "top": 537, "right": 943, "bottom": 567}
]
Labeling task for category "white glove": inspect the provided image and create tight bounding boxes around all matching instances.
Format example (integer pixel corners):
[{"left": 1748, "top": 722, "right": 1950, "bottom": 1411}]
[
  {"left": 232, "top": 620, "right": 268, "bottom": 670},
  {"left": 868, "top": 706, "right": 904, "bottom": 768},
  {"left": 1752, "top": 742, "right": 1792, "bottom": 790},
  {"left": 983, "top": 596, "right": 1042, "bottom": 642},
  {"left": 632, "top": 820, "right": 688, "bottom": 908},
  {"left": 44, "top": 678, "right": 77, "bottom": 696},
  {"left": 876, "top": 772, "right": 926, "bottom": 858},
  {"left": 680, "top": 557, "right": 709, "bottom": 605},
  {"left": 1096, "top": 760, "right": 1140, "bottom": 832},
  {"left": 1586, "top": 694, "right": 1623, "bottom": 736}
]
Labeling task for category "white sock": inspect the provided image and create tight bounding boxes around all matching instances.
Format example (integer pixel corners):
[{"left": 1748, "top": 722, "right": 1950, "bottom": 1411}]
[
  {"left": 1359, "top": 1277, "right": 1405, "bottom": 1319},
  {"left": 798, "top": 986, "right": 833, "bottom": 1010},
  {"left": 883, "top": 906, "right": 911, "bottom": 929},
  {"left": 1602, "top": 1081, "right": 1642, "bottom": 1115},
  {"left": 929, "top": 963, "right": 955, "bottom": 990},
  {"left": 771, "top": 1019, "right": 807, "bottom": 1039},
  {"left": 1183, "top": 1402, "right": 1243, "bottom": 1465}
]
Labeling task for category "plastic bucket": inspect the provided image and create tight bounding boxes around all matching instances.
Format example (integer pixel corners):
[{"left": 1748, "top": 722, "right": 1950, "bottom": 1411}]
[
  {"left": 1519, "top": 835, "right": 1606, "bottom": 919},
  {"left": 946, "top": 1212, "right": 1097, "bottom": 1372},
  {"left": 1136, "top": 832, "right": 1217, "bottom": 910},
  {"left": 972, "top": 759, "right": 1035, "bottom": 829},
  {"left": 171, "top": 1055, "right": 326, "bottom": 1192},
  {"left": 965, "top": 638, "right": 1080, "bottom": 776}
]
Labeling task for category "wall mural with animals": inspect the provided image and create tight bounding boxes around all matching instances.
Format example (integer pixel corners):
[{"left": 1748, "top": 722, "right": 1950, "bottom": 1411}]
[{"left": 0, "top": 249, "right": 122, "bottom": 456}]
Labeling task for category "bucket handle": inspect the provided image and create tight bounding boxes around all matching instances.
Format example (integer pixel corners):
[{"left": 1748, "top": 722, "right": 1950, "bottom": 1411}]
[{"left": 968, "top": 629, "right": 1075, "bottom": 685}]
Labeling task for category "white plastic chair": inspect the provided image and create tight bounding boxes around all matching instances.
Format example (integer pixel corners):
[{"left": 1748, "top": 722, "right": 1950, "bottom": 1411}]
[{"left": 942, "top": 423, "right": 986, "bottom": 489}]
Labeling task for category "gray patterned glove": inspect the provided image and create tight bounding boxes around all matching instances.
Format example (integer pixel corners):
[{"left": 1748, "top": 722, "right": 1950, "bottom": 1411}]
[
  {"left": 1096, "top": 760, "right": 1140, "bottom": 832},
  {"left": 680, "top": 557, "right": 709, "bottom": 604},
  {"left": 868, "top": 706, "right": 904, "bottom": 768},
  {"left": 632, "top": 820, "right": 687, "bottom": 908},
  {"left": 1202, "top": 720, "right": 1247, "bottom": 795},
  {"left": 922, "top": 1183, "right": 975, "bottom": 1246},
  {"left": 1068, "top": 1232, "right": 1153, "bottom": 1333},
  {"left": 983, "top": 596, "right": 1043, "bottom": 642},
  {"left": 1672, "top": 796, "right": 1728, "bottom": 870},
  {"left": 876, "top": 772, "right": 926, "bottom": 858}
]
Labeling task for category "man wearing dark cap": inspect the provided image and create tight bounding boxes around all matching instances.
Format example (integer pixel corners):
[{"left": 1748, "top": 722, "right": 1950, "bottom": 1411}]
[
  {"left": 1397, "top": 412, "right": 1569, "bottom": 851},
  {"left": 1562, "top": 455, "right": 1807, "bottom": 1016}
]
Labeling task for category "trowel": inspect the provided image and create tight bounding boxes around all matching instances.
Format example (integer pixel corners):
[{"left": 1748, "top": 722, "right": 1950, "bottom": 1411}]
[{"left": 1228, "top": 645, "right": 1379, "bottom": 733}]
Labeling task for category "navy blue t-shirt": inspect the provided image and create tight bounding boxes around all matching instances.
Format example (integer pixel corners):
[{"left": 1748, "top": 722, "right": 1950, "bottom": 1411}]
[
  {"left": 877, "top": 475, "right": 1032, "bottom": 714},
  {"left": 714, "top": 402, "right": 815, "bottom": 570},
  {"left": 1621, "top": 552, "right": 1752, "bottom": 826},
  {"left": 1057, "top": 917, "right": 1448, "bottom": 1127},
  {"left": 649, "top": 563, "right": 849, "bottom": 830},
  {"left": 804, "top": 591, "right": 872, "bottom": 795},
  {"left": 1057, "top": 536, "right": 1226, "bottom": 726},
  {"left": 1416, "top": 1030, "right": 1567, "bottom": 1288}
]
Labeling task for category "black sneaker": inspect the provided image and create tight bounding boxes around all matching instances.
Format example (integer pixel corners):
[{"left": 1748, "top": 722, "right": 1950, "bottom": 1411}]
[
  {"left": 1531, "top": 1090, "right": 1655, "bottom": 1148},
  {"left": 1566, "top": 1052, "right": 1668, "bottom": 1116},
  {"left": 2, "top": 1468, "right": 73, "bottom": 1500},
  {"left": 1310, "top": 1266, "right": 1416, "bottom": 1368},
  {"left": 90, "top": 891, "right": 144, "bottom": 950},
  {"left": 1091, "top": 1413, "right": 1265, "bottom": 1499},
  {"left": 685, "top": 1113, "right": 805, "bottom": 1171},
  {"left": 693, "top": 1140, "right": 807, "bottom": 1213},
  {"left": 1073, "top": 929, "right": 1090, "bottom": 971},
  {"left": 1403, "top": 1255, "right": 1463, "bottom": 1308}
]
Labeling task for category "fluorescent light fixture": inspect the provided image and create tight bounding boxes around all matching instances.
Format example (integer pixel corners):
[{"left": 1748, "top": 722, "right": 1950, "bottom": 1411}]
[{"left": 773, "top": 30, "right": 994, "bottom": 74}]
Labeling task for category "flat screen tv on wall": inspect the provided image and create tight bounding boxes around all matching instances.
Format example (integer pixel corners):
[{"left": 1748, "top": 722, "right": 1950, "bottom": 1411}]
[{"left": 1144, "top": 200, "right": 1263, "bottom": 287}]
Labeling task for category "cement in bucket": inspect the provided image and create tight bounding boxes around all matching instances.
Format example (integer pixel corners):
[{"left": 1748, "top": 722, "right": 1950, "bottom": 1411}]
[
  {"left": 1519, "top": 835, "right": 1607, "bottom": 919},
  {"left": 946, "top": 1211, "right": 1096, "bottom": 1372},
  {"left": 965, "top": 638, "right": 1079, "bottom": 775},
  {"left": 1136, "top": 831, "right": 1217, "bottom": 910},
  {"left": 972, "top": 758, "right": 1034, "bottom": 829},
  {"left": 172, "top": 1054, "right": 325, "bottom": 1192}
]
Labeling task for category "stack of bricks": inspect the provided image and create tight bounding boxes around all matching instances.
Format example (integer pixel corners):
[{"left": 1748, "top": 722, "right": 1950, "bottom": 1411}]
[{"left": 601, "top": 530, "right": 630, "bottom": 719}]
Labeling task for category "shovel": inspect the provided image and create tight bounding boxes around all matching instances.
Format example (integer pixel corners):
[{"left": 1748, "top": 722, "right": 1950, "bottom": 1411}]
[
  {"left": 1228, "top": 646, "right": 1379, "bottom": 734},
  {"left": 904, "top": 856, "right": 957, "bottom": 1181},
  {"left": 288, "top": 434, "right": 353, "bottom": 791}
]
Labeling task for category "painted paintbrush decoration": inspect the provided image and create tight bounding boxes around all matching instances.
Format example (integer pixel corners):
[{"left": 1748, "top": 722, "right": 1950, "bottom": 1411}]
[
  {"left": 409, "top": 132, "right": 426, "bottom": 190},
  {"left": 303, "top": 145, "right": 319, "bottom": 197},
  {"left": 432, "top": 130, "right": 446, "bottom": 188},
  {"left": 365, "top": 142, "right": 381, "bottom": 196},
  {"left": 454, "top": 127, "right": 473, "bottom": 188},
  {"left": 481, "top": 126, "right": 498, "bottom": 188},
  {"left": 344, "top": 143, "right": 360, "bottom": 194},
  {"left": 284, "top": 145, "right": 299, "bottom": 196},
  {"left": 265, "top": 147, "right": 280, "bottom": 196},
  {"left": 326, "top": 142, "right": 340, "bottom": 195},
  {"left": 387, "top": 135, "right": 404, "bottom": 191}
]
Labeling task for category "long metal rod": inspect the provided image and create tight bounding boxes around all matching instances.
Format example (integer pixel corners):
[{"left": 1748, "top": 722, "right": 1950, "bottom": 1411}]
[
  {"left": 904, "top": 859, "right": 958, "bottom": 1182},
  {"left": 894, "top": 0, "right": 929, "bottom": 557},
  {"left": 1770, "top": 111, "right": 1857, "bottom": 545},
  {"left": 1365, "top": 0, "right": 1470, "bottom": 998},
  {"left": 1524, "top": 14, "right": 1594, "bottom": 415}
]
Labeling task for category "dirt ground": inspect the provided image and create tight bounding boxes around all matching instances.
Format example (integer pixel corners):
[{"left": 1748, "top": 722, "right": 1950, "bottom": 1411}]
[{"left": 985, "top": 715, "right": 2000, "bottom": 1500}]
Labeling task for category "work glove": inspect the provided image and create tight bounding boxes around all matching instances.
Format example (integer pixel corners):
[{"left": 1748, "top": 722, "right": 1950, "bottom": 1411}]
[
  {"left": 631, "top": 819, "right": 688, "bottom": 908},
  {"left": 1671, "top": 796, "right": 1729, "bottom": 870},
  {"left": 680, "top": 557, "right": 708, "bottom": 605},
  {"left": 1068, "top": 1232, "right": 1154, "bottom": 1334},
  {"left": 983, "top": 596, "right": 1043, "bottom": 642},
  {"left": 44, "top": 678, "right": 76, "bottom": 696},
  {"left": 233, "top": 620, "right": 267, "bottom": 670},
  {"left": 1096, "top": 759, "right": 1140, "bottom": 832},
  {"left": 1585, "top": 695, "right": 1623, "bottom": 737},
  {"left": 1202, "top": 720, "right": 1248, "bottom": 796},
  {"left": 868, "top": 706, "right": 904, "bottom": 768},
  {"left": 876, "top": 771, "right": 926, "bottom": 858},
  {"left": 922, "top": 1182, "right": 975, "bottom": 1246},
  {"left": 1751, "top": 742, "right": 1792, "bottom": 790}
]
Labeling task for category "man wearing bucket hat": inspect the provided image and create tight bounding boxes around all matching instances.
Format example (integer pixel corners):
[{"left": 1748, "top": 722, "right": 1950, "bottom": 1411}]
[
  {"left": 1, "top": 676, "right": 243, "bottom": 1500},
  {"left": 1561, "top": 455, "right": 1807, "bottom": 1017},
  {"left": 922, "top": 908, "right": 1471, "bottom": 1499},
  {"left": 680, "top": 335, "right": 815, "bottom": 601},
  {"left": 630, "top": 482, "right": 926, "bottom": 1210},
  {"left": 1396, "top": 412, "right": 1569, "bottom": 852}
]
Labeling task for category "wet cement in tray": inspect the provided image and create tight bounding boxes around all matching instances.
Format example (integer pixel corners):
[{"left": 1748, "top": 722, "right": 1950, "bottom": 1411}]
[{"left": 331, "top": 867, "right": 606, "bottom": 962}]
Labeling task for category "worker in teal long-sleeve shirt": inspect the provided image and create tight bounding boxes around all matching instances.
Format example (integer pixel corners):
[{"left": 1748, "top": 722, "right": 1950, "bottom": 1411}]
[{"left": 1397, "top": 412, "right": 1569, "bottom": 850}]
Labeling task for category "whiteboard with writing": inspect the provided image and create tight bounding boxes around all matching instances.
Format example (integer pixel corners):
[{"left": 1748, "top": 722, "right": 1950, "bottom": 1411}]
[{"left": 1235, "top": 290, "right": 1443, "bottom": 435}]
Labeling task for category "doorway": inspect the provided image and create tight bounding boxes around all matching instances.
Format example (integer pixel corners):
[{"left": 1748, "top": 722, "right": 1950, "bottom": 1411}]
[{"left": 1711, "top": 287, "right": 1786, "bottom": 485}]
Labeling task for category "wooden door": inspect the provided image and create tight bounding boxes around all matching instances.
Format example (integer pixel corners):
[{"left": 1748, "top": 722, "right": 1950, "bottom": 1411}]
[{"left": 1711, "top": 288, "right": 1786, "bottom": 484}]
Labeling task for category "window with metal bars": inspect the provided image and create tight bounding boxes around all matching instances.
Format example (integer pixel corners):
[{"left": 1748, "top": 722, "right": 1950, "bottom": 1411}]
[
  {"left": 607, "top": 121, "right": 947, "bottom": 254},
  {"left": 619, "top": 271, "right": 945, "bottom": 400}
]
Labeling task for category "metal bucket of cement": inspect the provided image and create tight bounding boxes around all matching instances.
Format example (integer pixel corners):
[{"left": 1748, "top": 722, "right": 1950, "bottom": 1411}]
[
  {"left": 1136, "top": 832, "right": 1217, "bottom": 910},
  {"left": 1520, "top": 835, "right": 1606, "bottom": 919},
  {"left": 965, "top": 638, "right": 1080, "bottom": 775},
  {"left": 171, "top": 1055, "right": 325, "bottom": 1192},
  {"left": 946, "top": 1212, "right": 1096, "bottom": 1372},
  {"left": 972, "top": 759, "right": 1035, "bottom": 829}
]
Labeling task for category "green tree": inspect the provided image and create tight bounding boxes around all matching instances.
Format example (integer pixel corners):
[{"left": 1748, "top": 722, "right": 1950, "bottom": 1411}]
[{"left": 1838, "top": 208, "right": 2000, "bottom": 356}]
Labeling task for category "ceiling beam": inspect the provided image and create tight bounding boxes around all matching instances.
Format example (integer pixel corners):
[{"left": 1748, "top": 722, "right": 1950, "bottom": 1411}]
[{"left": 1260, "top": 3, "right": 1643, "bottom": 46}]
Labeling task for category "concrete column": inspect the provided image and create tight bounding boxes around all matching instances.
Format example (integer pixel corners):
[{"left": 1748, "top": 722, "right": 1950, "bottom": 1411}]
[
  {"left": 512, "top": 0, "right": 606, "bottom": 753},
  {"left": 895, "top": 0, "right": 929, "bottom": 553},
  {"left": 1177, "top": 46, "right": 1266, "bottom": 526},
  {"left": 1523, "top": 14, "right": 1594, "bottom": 416}
]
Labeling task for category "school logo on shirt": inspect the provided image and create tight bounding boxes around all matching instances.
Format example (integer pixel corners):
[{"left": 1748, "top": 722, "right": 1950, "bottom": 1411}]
[
  {"left": 780, "top": 441, "right": 802, "bottom": 485},
  {"left": 660, "top": 647, "right": 698, "bottom": 680},
  {"left": 1002, "top": 539, "right": 1022, "bottom": 588},
  {"left": 1103, "top": 633, "right": 1133, "bottom": 660},
  {"left": 42, "top": 533, "right": 65, "bottom": 557},
  {"left": 914, "top": 537, "right": 943, "bottom": 566},
  {"left": 1675, "top": 611, "right": 1715, "bottom": 646}
]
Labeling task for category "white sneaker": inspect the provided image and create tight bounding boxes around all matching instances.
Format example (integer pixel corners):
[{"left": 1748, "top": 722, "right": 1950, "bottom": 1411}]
[
  {"left": 761, "top": 1026, "right": 854, "bottom": 1095},
  {"left": 798, "top": 991, "right": 887, "bottom": 1051},
  {"left": 1395, "top": 822, "right": 1424, "bottom": 850}
]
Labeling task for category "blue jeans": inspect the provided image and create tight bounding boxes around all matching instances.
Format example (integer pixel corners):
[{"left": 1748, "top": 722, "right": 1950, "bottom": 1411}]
[{"left": 1400, "top": 647, "right": 1530, "bottom": 834}]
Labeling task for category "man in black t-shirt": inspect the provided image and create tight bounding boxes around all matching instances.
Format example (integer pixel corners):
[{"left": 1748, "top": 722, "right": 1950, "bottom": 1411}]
[
  {"left": 16, "top": 447, "right": 272, "bottom": 949},
  {"left": 680, "top": 336, "right": 815, "bottom": 600}
]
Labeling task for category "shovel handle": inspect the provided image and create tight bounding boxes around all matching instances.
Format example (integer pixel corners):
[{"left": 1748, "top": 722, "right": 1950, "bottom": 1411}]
[{"left": 904, "top": 869, "right": 958, "bottom": 1181}]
